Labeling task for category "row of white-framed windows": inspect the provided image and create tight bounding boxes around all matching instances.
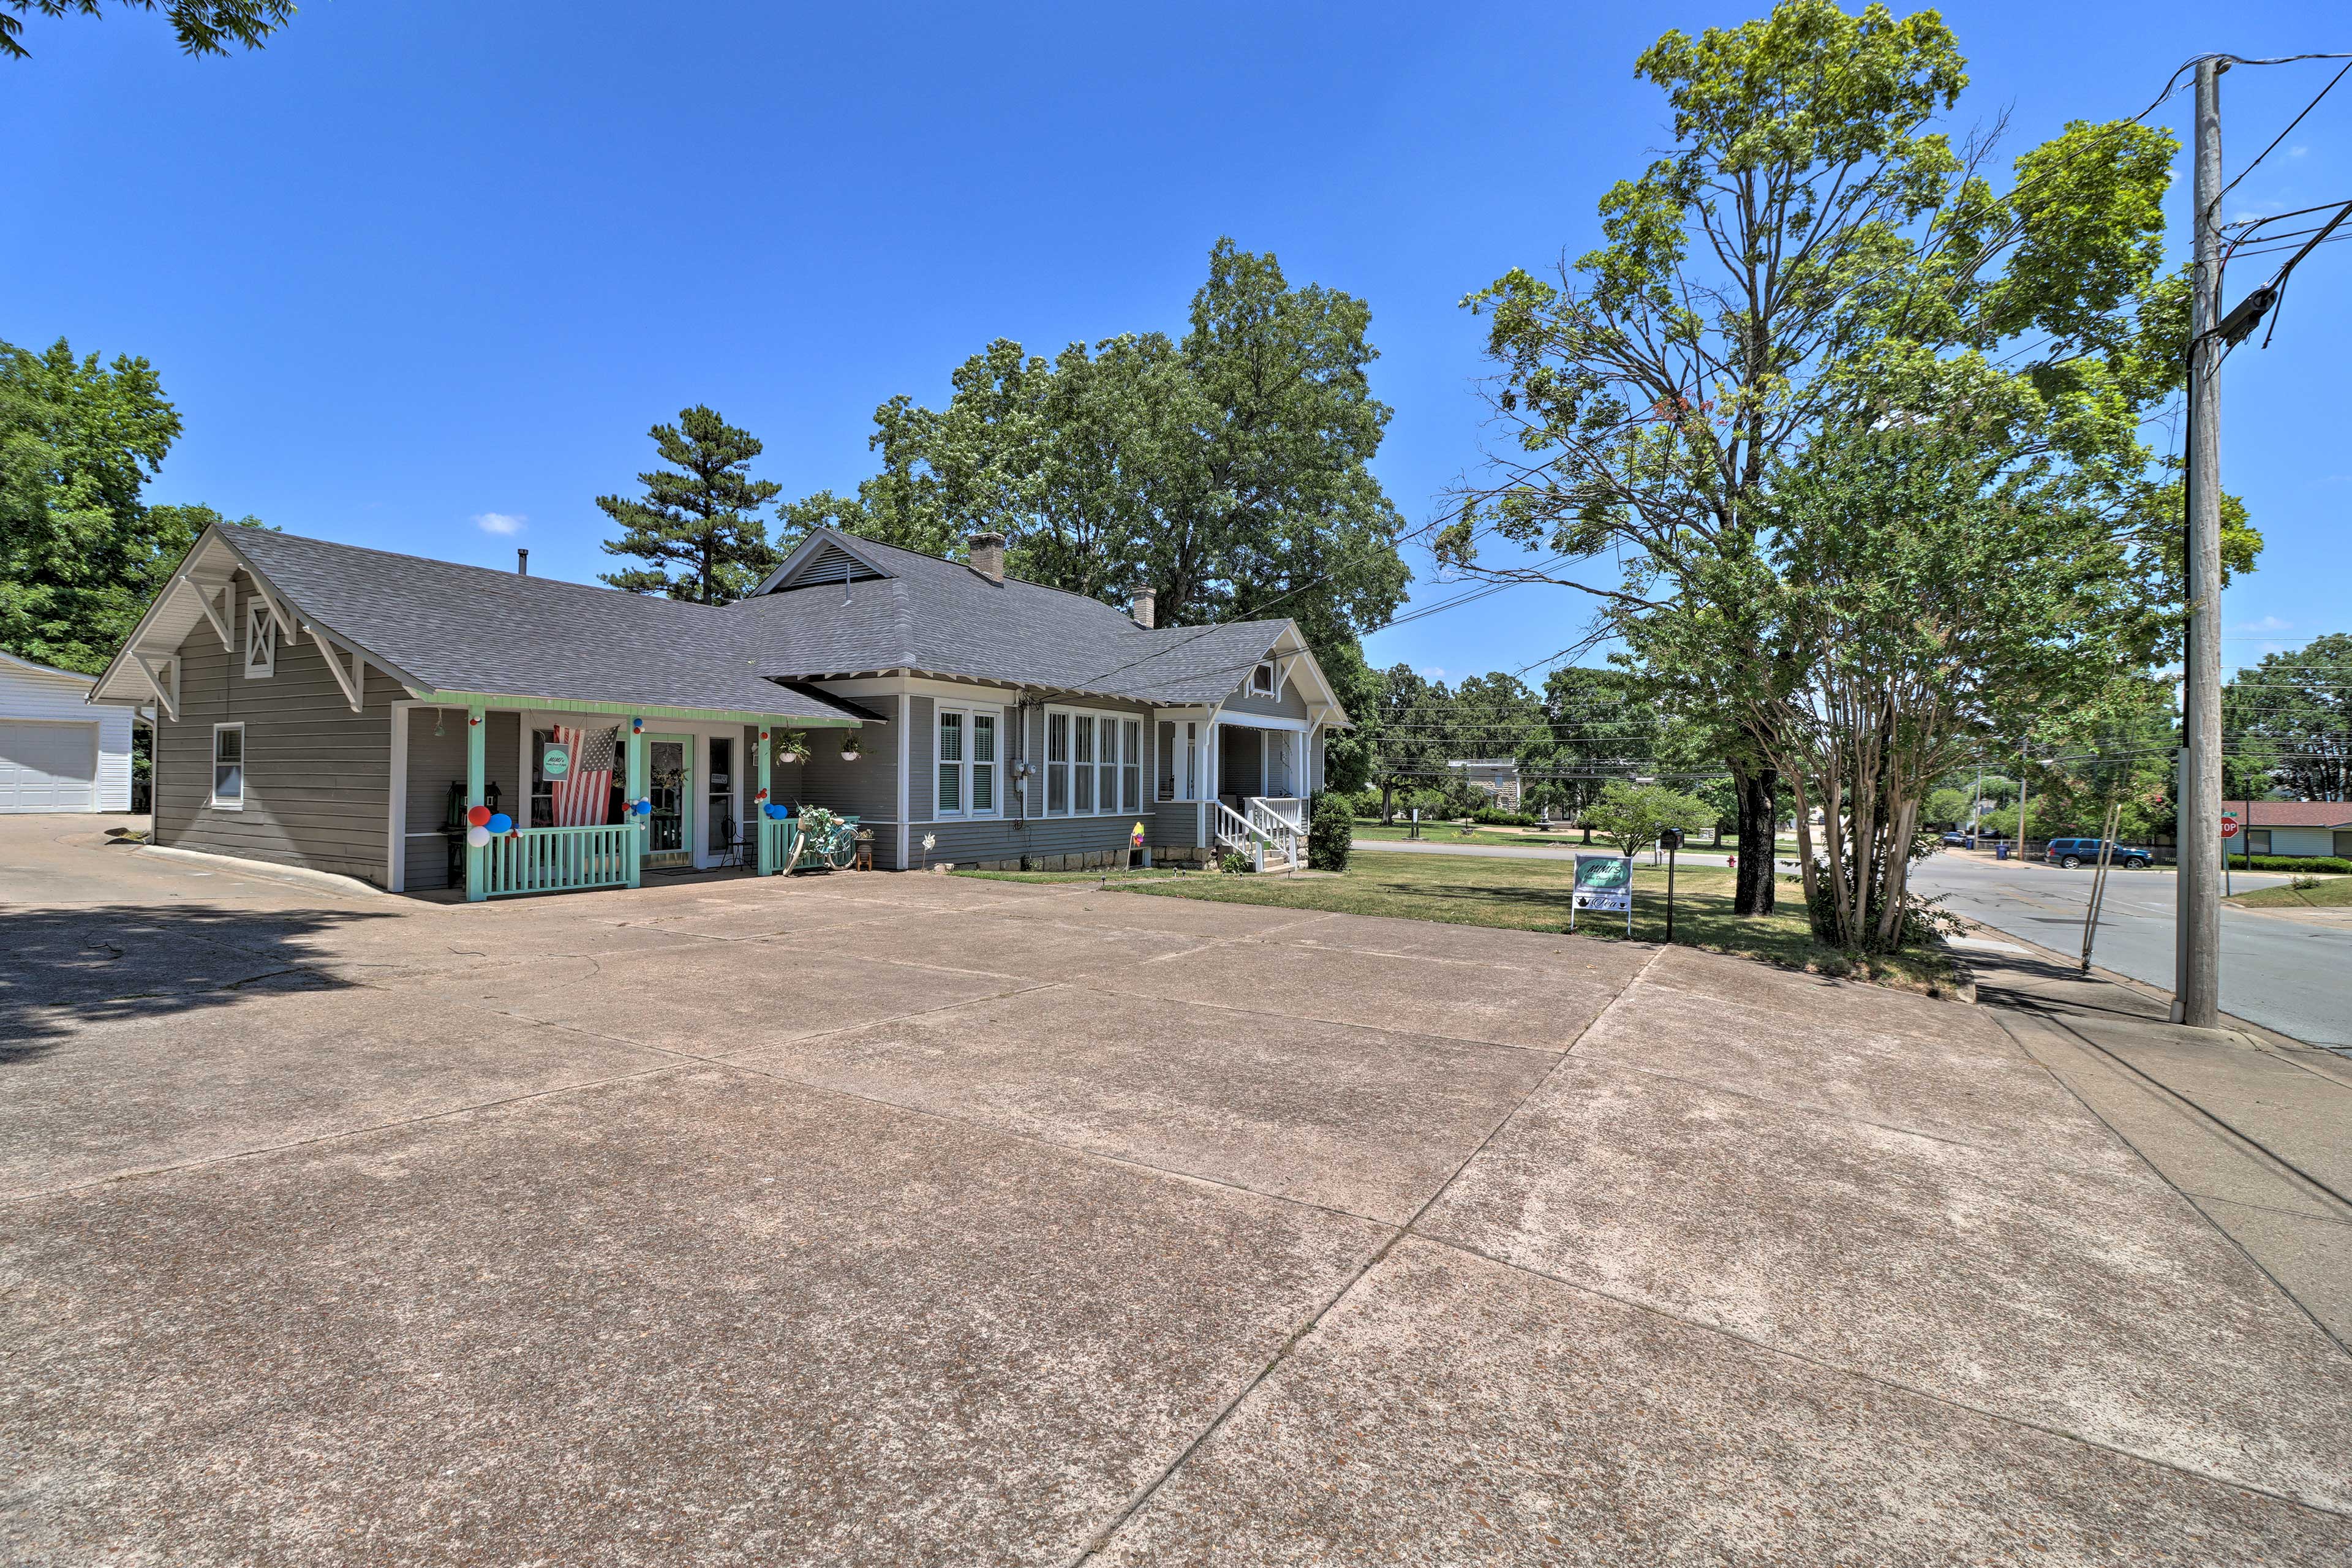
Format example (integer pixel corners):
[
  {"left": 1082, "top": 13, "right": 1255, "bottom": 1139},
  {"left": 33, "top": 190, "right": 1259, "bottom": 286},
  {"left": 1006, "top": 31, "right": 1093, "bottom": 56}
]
[
  {"left": 935, "top": 706, "right": 998, "bottom": 818},
  {"left": 244, "top": 599, "right": 276, "bottom": 679},
  {"left": 1044, "top": 707, "right": 1145, "bottom": 815},
  {"left": 211, "top": 722, "right": 245, "bottom": 809}
]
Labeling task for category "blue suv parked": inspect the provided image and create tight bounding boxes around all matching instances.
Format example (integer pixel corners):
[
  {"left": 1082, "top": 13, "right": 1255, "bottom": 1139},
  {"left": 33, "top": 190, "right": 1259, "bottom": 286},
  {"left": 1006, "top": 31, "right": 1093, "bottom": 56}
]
[{"left": 2044, "top": 837, "right": 2153, "bottom": 870}]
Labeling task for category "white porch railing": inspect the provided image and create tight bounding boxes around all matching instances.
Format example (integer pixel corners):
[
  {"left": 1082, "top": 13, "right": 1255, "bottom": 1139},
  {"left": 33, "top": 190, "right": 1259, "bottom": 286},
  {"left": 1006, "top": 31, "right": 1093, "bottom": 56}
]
[
  {"left": 480, "top": 824, "right": 635, "bottom": 897},
  {"left": 1254, "top": 796, "right": 1305, "bottom": 830},
  {"left": 1215, "top": 798, "right": 1301, "bottom": 871}
]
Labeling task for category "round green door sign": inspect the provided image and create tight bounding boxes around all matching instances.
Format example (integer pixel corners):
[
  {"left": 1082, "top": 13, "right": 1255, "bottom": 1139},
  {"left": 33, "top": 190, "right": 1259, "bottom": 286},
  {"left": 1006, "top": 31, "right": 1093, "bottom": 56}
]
[{"left": 541, "top": 743, "right": 571, "bottom": 780}]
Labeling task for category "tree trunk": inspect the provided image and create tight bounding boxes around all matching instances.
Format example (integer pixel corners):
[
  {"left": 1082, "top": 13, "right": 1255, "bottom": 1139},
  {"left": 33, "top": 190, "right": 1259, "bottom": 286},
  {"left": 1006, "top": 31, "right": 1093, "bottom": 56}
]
[
  {"left": 1379, "top": 779, "right": 1394, "bottom": 824},
  {"left": 1731, "top": 761, "right": 1777, "bottom": 917}
]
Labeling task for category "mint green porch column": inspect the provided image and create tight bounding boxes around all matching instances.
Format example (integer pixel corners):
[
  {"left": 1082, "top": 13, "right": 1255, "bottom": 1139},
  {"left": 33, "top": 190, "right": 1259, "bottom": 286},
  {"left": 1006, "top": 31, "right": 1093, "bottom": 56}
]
[
  {"left": 624, "top": 718, "right": 647, "bottom": 889},
  {"left": 756, "top": 725, "right": 775, "bottom": 875},
  {"left": 464, "top": 704, "right": 488, "bottom": 902}
]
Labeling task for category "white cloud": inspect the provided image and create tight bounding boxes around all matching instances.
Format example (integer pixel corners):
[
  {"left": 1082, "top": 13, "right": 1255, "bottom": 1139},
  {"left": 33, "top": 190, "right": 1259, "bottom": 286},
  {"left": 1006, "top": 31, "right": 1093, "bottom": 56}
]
[
  {"left": 474, "top": 512, "right": 527, "bottom": 535},
  {"left": 2290, "top": 145, "right": 2310, "bottom": 157},
  {"left": 1417, "top": 665, "right": 1447, "bottom": 680},
  {"left": 2233, "top": 614, "right": 2293, "bottom": 633}
]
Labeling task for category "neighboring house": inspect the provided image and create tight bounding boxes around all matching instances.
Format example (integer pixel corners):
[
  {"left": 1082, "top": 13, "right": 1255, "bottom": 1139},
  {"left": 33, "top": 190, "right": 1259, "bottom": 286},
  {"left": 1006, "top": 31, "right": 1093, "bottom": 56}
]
[
  {"left": 86, "top": 522, "right": 1348, "bottom": 895},
  {"left": 1, "top": 651, "right": 135, "bottom": 813},
  {"left": 1446, "top": 758, "right": 1522, "bottom": 810},
  {"left": 2225, "top": 801, "right": 2352, "bottom": 860}
]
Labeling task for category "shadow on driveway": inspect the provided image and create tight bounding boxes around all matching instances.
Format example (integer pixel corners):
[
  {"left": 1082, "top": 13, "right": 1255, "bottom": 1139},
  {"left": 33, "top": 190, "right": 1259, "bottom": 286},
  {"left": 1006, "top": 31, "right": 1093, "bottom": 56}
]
[{"left": 0, "top": 902, "right": 399, "bottom": 1058}]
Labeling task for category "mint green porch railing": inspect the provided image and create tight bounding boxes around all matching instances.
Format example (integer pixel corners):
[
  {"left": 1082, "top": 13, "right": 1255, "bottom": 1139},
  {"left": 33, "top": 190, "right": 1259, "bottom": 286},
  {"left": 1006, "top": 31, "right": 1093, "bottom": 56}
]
[
  {"left": 758, "top": 812, "right": 861, "bottom": 873},
  {"left": 480, "top": 824, "right": 636, "bottom": 897}
]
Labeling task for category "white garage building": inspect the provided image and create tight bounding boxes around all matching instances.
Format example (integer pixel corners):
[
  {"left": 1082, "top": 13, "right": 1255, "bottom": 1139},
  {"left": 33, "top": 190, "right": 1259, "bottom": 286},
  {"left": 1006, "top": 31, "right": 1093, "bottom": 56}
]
[{"left": 0, "top": 651, "right": 137, "bottom": 813}]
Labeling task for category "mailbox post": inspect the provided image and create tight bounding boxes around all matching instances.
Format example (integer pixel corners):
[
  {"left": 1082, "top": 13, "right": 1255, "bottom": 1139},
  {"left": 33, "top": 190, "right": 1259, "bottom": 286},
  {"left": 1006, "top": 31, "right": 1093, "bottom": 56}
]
[{"left": 1659, "top": 827, "right": 1683, "bottom": 943}]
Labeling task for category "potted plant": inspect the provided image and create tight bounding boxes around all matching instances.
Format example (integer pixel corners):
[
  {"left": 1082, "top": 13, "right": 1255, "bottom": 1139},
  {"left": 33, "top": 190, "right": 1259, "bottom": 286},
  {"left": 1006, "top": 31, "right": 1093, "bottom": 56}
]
[
  {"left": 774, "top": 729, "right": 809, "bottom": 765},
  {"left": 840, "top": 734, "right": 864, "bottom": 763}
]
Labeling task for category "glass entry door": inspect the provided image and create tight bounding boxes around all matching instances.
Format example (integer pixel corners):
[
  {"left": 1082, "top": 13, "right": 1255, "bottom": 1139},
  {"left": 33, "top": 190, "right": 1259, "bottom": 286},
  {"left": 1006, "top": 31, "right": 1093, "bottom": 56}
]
[{"left": 644, "top": 735, "right": 692, "bottom": 866}]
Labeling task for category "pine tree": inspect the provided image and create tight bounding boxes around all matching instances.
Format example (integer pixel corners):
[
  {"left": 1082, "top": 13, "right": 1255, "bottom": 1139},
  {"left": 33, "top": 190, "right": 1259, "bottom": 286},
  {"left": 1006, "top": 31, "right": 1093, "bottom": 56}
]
[{"left": 597, "top": 406, "right": 783, "bottom": 604}]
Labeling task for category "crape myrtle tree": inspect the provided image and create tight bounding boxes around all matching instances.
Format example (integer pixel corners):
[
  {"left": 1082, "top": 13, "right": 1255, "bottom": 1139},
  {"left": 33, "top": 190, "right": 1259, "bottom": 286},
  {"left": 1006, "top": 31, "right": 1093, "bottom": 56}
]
[
  {"left": 598, "top": 406, "right": 785, "bottom": 606},
  {"left": 780, "top": 239, "right": 1409, "bottom": 715},
  {"left": 1434, "top": 0, "right": 2255, "bottom": 950}
]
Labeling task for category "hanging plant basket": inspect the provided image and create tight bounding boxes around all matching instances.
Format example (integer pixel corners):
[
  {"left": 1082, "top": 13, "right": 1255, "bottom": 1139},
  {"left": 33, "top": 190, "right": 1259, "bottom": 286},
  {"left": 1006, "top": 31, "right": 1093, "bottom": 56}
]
[{"left": 840, "top": 744, "right": 862, "bottom": 763}]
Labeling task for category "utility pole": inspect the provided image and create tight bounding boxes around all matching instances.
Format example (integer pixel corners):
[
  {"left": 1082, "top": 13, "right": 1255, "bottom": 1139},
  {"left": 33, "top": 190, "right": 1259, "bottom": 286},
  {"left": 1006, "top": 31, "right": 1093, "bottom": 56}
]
[{"left": 2175, "top": 57, "right": 2226, "bottom": 1028}]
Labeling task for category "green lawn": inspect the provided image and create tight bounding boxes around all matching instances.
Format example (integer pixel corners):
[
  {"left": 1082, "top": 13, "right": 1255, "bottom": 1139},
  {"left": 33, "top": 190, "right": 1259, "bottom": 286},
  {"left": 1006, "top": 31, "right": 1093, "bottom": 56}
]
[
  {"left": 2228, "top": 876, "right": 2352, "bottom": 910},
  {"left": 1075, "top": 847, "right": 1954, "bottom": 993}
]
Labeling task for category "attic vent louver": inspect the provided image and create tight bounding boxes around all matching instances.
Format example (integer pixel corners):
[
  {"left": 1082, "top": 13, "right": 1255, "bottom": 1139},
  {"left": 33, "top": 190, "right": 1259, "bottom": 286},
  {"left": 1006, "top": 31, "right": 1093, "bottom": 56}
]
[{"left": 778, "top": 540, "right": 885, "bottom": 592}]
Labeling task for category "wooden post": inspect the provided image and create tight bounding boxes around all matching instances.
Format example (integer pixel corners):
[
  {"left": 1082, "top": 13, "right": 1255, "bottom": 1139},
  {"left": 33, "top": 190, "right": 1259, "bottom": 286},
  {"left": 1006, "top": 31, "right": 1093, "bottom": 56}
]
[
  {"left": 464, "top": 704, "right": 488, "bottom": 902},
  {"left": 756, "top": 725, "right": 775, "bottom": 875},
  {"left": 625, "top": 719, "right": 647, "bottom": 889}
]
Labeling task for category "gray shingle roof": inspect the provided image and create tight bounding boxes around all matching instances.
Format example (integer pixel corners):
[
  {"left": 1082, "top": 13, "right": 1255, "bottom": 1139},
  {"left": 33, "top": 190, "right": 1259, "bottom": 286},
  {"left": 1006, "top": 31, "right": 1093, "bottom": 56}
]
[
  {"left": 725, "top": 530, "right": 1294, "bottom": 706},
  {"left": 223, "top": 528, "right": 873, "bottom": 723},
  {"left": 221, "top": 525, "right": 1316, "bottom": 720}
]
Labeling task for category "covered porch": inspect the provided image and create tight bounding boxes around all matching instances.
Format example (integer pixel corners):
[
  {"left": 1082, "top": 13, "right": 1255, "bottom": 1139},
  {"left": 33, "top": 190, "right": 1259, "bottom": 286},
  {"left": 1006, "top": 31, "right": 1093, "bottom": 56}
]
[{"left": 394, "top": 693, "right": 876, "bottom": 900}]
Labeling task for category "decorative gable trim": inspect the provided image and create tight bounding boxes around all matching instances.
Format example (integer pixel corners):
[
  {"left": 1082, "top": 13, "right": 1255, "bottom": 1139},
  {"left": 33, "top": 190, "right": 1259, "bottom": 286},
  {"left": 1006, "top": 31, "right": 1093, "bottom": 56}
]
[{"left": 753, "top": 529, "right": 895, "bottom": 596}]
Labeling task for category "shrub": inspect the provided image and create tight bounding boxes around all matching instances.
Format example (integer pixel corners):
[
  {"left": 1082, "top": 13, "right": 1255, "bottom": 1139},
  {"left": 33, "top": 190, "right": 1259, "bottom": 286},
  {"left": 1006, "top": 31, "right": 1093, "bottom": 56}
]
[
  {"left": 1218, "top": 848, "right": 1255, "bottom": 875},
  {"left": 2233, "top": 853, "right": 2352, "bottom": 873},
  {"left": 1471, "top": 807, "right": 1539, "bottom": 827},
  {"left": 1307, "top": 791, "right": 1353, "bottom": 872}
]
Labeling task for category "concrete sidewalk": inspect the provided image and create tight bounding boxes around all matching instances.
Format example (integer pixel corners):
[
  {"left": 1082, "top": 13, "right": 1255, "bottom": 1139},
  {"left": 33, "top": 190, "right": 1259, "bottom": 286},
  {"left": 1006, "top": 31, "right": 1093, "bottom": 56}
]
[{"left": 1958, "top": 928, "right": 2352, "bottom": 1347}]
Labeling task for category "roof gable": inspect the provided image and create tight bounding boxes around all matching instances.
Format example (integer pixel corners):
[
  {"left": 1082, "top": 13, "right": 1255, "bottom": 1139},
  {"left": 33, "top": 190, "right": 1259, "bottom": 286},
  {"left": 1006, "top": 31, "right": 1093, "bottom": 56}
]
[{"left": 757, "top": 533, "right": 894, "bottom": 595}]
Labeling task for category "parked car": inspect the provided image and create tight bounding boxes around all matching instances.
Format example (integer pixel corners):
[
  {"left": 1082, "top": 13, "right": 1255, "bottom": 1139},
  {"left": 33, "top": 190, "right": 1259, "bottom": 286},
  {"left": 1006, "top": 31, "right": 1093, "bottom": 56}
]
[
  {"left": 2043, "top": 837, "right": 2153, "bottom": 870},
  {"left": 1940, "top": 831, "right": 1970, "bottom": 846}
]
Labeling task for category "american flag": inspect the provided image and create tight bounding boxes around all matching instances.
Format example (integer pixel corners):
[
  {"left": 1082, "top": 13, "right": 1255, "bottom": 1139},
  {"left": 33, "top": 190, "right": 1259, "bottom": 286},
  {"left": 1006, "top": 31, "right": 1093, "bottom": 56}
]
[{"left": 550, "top": 725, "right": 618, "bottom": 827}]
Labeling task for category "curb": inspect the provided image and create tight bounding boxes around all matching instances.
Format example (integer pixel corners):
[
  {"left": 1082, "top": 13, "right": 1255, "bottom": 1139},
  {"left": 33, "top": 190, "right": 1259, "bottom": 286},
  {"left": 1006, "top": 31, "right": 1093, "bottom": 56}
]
[{"left": 130, "top": 842, "right": 395, "bottom": 900}]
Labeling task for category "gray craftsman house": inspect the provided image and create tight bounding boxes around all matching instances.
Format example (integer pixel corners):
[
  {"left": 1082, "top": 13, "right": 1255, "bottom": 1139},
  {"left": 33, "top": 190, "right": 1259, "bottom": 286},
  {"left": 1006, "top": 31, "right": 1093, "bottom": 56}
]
[{"left": 89, "top": 522, "right": 1348, "bottom": 898}]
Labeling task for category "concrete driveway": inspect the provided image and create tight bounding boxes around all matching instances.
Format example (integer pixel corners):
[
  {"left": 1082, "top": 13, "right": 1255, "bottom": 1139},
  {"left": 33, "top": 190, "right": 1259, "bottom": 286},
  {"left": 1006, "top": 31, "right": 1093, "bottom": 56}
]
[{"left": 4, "top": 816, "right": 2348, "bottom": 1565}]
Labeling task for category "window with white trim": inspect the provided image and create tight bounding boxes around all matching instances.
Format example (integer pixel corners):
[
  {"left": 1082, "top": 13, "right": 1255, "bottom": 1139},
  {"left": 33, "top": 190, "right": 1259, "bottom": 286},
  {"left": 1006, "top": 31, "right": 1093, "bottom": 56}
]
[
  {"left": 1072, "top": 714, "right": 1095, "bottom": 813},
  {"left": 244, "top": 600, "right": 276, "bottom": 679},
  {"left": 1046, "top": 712, "right": 1069, "bottom": 813},
  {"left": 1044, "top": 706, "right": 1142, "bottom": 815},
  {"left": 211, "top": 723, "right": 245, "bottom": 809},
  {"left": 934, "top": 706, "right": 999, "bottom": 818},
  {"left": 1251, "top": 660, "right": 1276, "bottom": 696}
]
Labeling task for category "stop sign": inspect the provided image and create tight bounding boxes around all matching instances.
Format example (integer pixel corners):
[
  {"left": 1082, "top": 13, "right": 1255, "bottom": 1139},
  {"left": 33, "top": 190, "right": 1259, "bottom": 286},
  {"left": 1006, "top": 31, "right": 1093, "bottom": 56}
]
[{"left": 2221, "top": 815, "right": 2241, "bottom": 840}]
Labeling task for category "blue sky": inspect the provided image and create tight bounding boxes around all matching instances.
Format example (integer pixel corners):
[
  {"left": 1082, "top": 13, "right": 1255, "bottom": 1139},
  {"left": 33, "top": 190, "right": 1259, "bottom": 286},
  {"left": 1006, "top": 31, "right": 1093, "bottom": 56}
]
[{"left": 5, "top": 1, "right": 2345, "bottom": 686}]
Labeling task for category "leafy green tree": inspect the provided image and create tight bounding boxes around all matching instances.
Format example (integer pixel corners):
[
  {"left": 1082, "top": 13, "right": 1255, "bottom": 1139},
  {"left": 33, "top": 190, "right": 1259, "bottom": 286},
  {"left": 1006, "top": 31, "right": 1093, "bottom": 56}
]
[
  {"left": 2, "top": 0, "right": 294, "bottom": 61},
  {"left": 1581, "top": 780, "right": 1717, "bottom": 858},
  {"left": 1925, "top": 787, "right": 1972, "bottom": 826},
  {"left": 1438, "top": 0, "right": 2242, "bottom": 951},
  {"left": 1361, "top": 663, "right": 1446, "bottom": 822},
  {"left": 598, "top": 405, "right": 784, "bottom": 605},
  {"left": 780, "top": 239, "right": 1408, "bottom": 705},
  {"left": 1517, "top": 666, "right": 1657, "bottom": 832},
  {"left": 1, "top": 337, "right": 261, "bottom": 673},
  {"left": 2225, "top": 635, "right": 2352, "bottom": 803}
]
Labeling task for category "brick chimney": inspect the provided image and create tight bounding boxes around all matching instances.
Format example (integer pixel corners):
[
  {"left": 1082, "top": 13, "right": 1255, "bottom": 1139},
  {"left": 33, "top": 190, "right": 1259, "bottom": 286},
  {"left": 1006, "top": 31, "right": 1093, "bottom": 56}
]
[
  {"left": 967, "top": 531, "right": 1006, "bottom": 584},
  {"left": 1131, "top": 586, "right": 1155, "bottom": 628}
]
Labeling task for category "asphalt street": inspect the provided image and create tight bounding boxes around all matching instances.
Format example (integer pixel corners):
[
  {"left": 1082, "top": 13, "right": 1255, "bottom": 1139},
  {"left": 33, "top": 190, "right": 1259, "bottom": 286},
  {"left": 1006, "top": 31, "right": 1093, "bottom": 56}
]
[{"left": 1910, "top": 852, "right": 2351, "bottom": 1049}]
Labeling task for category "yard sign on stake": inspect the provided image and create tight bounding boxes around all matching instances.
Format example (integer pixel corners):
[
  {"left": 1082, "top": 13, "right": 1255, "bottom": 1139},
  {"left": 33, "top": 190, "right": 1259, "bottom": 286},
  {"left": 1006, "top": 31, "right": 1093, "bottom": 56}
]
[{"left": 1570, "top": 853, "right": 1634, "bottom": 937}]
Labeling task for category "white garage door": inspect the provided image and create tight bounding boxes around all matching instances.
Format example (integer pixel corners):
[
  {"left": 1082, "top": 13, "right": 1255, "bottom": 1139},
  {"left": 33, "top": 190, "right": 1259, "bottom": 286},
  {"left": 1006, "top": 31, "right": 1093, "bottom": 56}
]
[{"left": 0, "top": 720, "right": 98, "bottom": 812}]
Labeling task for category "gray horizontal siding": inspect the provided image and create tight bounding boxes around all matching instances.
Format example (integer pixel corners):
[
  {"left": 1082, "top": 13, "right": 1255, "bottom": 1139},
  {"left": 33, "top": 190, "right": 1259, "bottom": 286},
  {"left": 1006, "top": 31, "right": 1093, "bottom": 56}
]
[
  {"left": 774, "top": 724, "right": 899, "bottom": 867},
  {"left": 1220, "top": 678, "right": 1310, "bottom": 723},
  {"left": 153, "top": 572, "right": 396, "bottom": 885}
]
